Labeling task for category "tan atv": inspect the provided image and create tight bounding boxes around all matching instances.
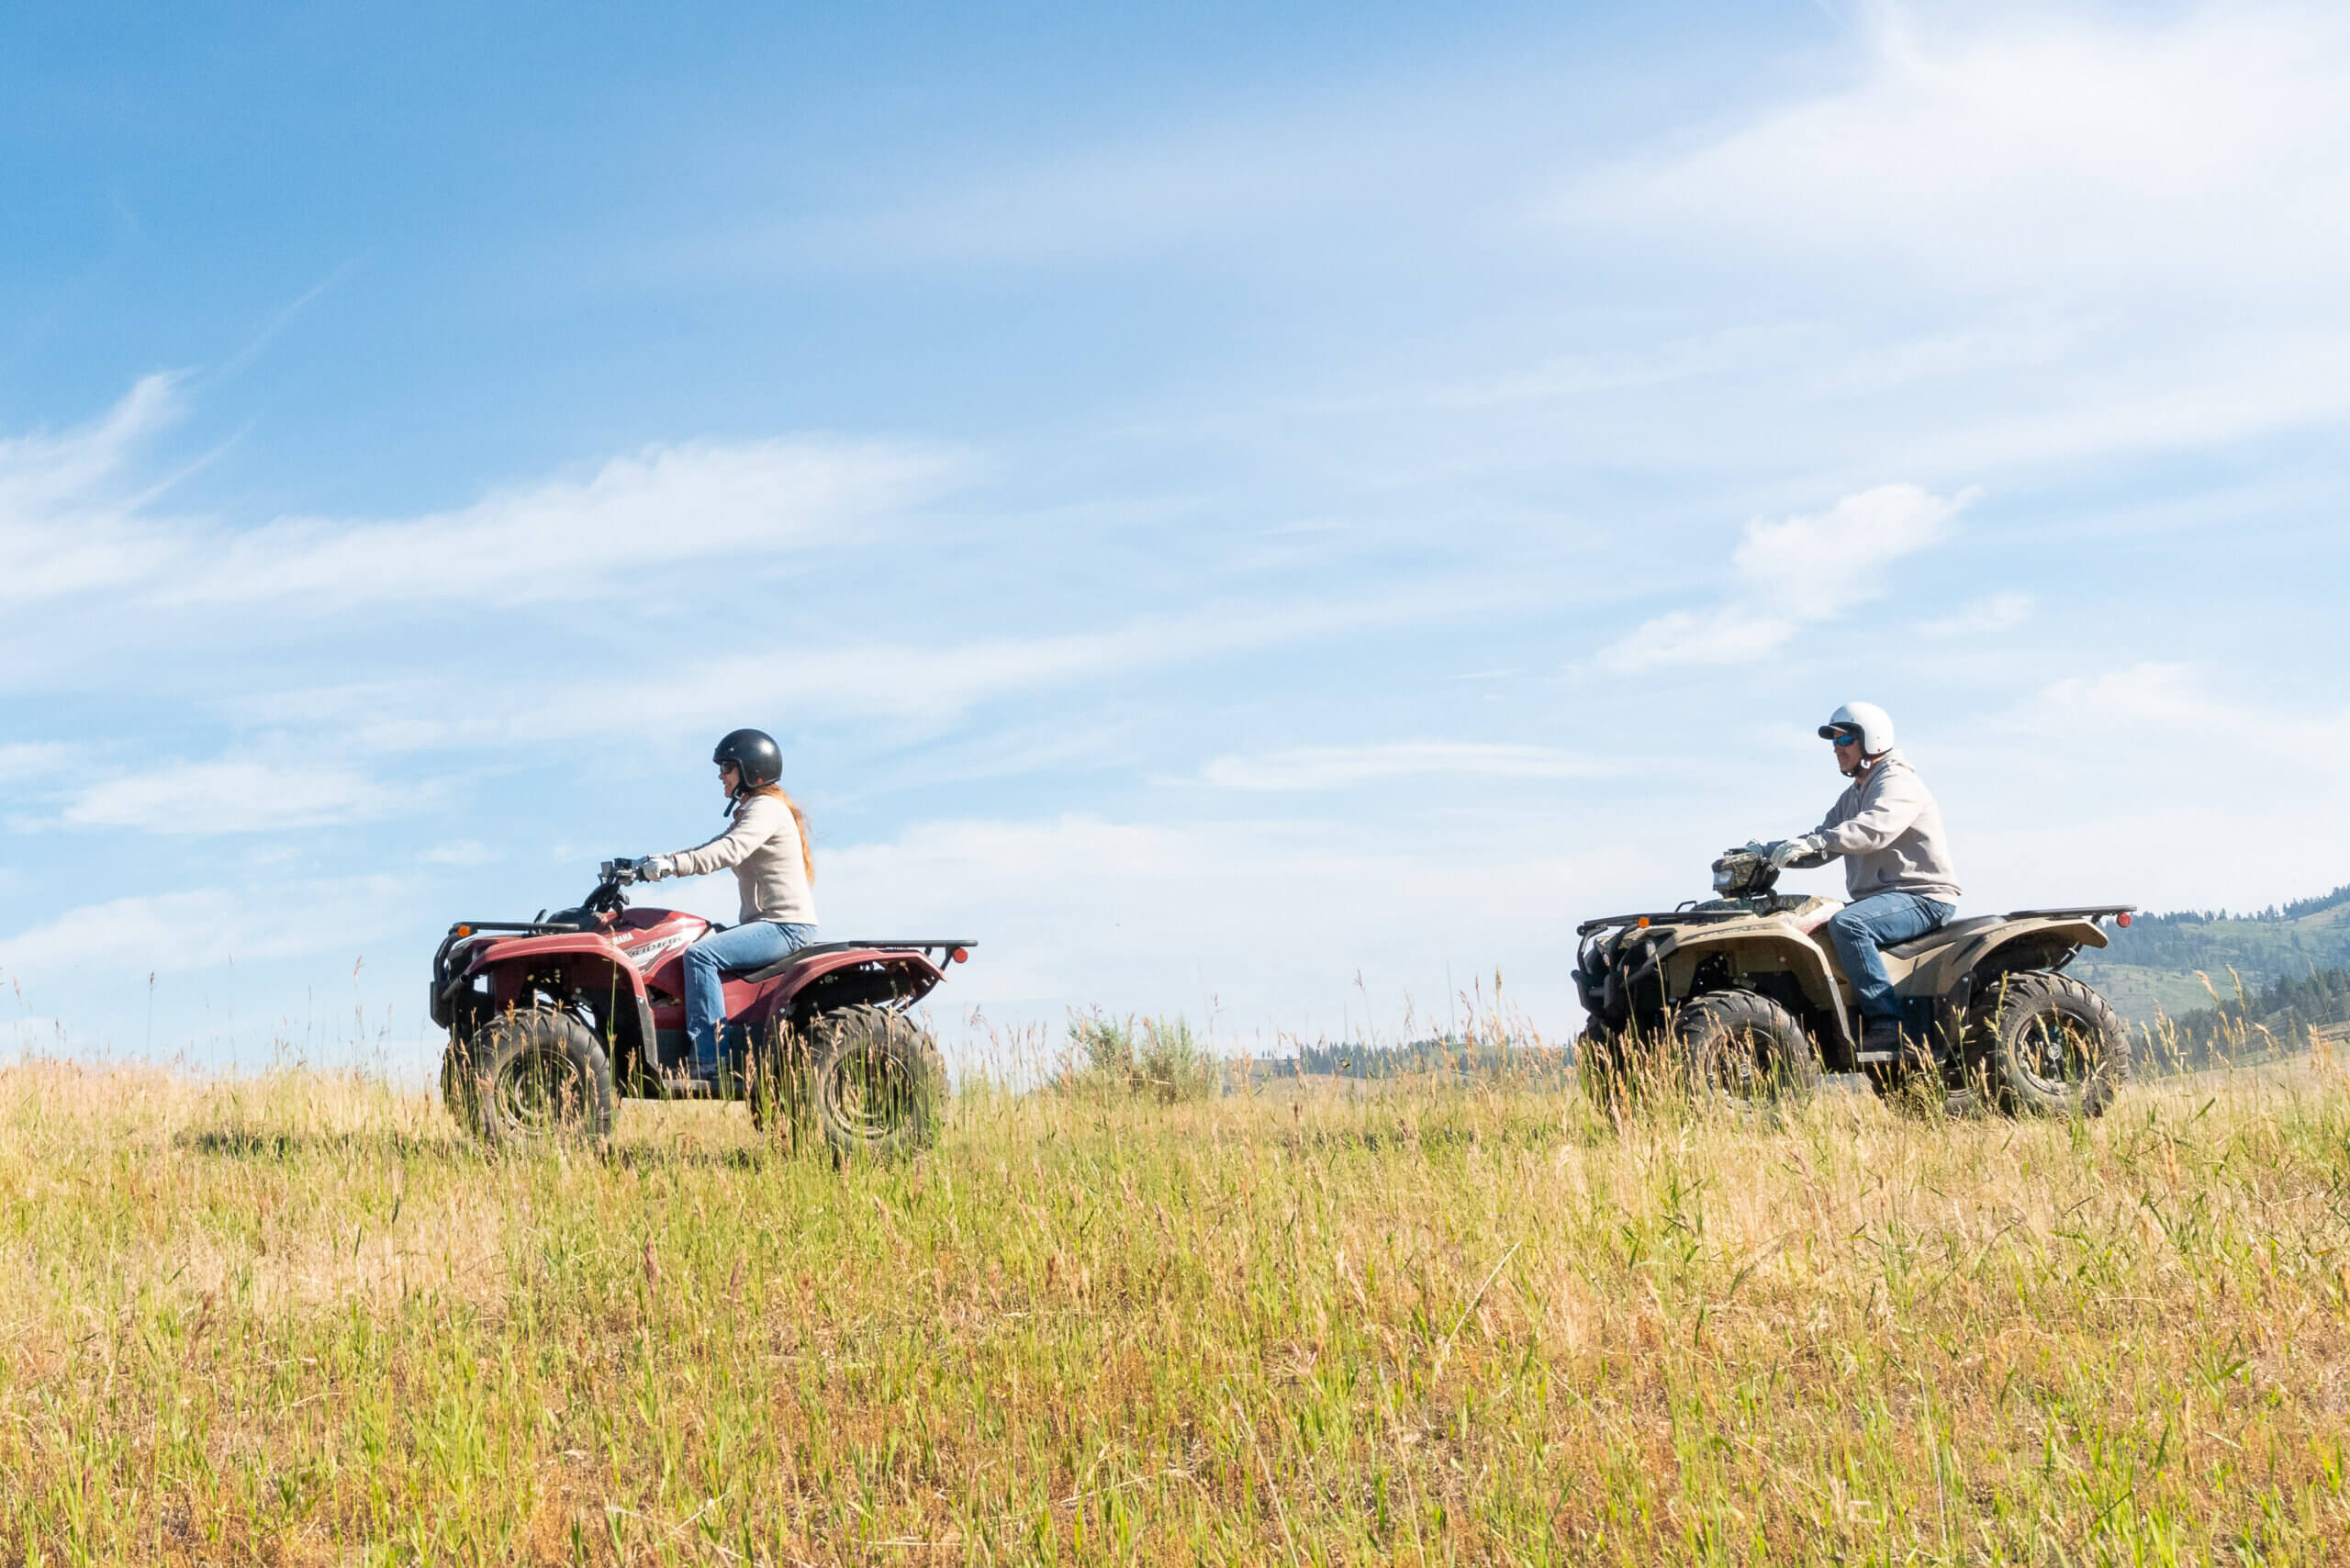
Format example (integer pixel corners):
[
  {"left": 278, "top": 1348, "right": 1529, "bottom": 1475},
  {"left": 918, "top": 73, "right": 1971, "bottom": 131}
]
[{"left": 1573, "top": 846, "right": 2134, "bottom": 1117}]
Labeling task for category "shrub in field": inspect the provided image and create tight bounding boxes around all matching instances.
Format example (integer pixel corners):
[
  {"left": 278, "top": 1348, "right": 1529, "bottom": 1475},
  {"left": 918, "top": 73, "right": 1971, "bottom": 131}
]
[{"left": 1059, "top": 1008, "right": 1215, "bottom": 1102}]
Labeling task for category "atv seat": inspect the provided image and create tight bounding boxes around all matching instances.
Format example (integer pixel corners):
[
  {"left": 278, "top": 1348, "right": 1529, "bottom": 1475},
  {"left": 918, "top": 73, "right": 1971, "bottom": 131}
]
[{"left": 1880, "top": 914, "right": 2004, "bottom": 959}]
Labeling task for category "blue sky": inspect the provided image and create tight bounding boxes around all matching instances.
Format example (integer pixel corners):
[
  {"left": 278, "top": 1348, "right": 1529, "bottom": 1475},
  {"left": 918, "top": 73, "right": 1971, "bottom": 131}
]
[{"left": 5, "top": 0, "right": 2347, "bottom": 1070}]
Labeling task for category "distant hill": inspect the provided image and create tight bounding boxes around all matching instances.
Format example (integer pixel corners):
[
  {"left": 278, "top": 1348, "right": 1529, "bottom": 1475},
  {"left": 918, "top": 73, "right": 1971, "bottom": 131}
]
[
  {"left": 2073, "top": 882, "right": 2350, "bottom": 1023},
  {"left": 2143, "top": 965, "right": 2350, "bottom": 1072}
]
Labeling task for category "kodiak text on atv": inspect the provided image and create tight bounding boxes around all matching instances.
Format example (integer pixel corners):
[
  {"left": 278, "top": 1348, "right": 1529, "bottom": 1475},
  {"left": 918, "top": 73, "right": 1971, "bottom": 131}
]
[
  {"left": 1575, "top": 846, "right": 2134, "bottom": 1117},
  {"left": 431, "top": 857, "right": 971, "bottom": 1155}
]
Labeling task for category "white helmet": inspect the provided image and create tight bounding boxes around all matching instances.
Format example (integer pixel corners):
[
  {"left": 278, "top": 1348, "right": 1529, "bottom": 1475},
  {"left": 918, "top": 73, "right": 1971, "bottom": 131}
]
[{"left": 1818, "top": 701, "right": 1895, "bottom": 755}]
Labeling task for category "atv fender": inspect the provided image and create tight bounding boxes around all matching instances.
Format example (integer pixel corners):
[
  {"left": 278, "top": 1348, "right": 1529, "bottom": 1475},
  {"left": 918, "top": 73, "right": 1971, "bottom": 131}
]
[
  {"left": 1906, "top": 917, "right": 2110, "bottom": 999},
  {"left": 742, "top": 948, "right": 949, "bottom": 1028},
  {"left": 1654, "top": 928, "right": 1857, "bottom": 1057},
  {"left": 456, "top": 934, "right": 658, "bottom": 1068}
]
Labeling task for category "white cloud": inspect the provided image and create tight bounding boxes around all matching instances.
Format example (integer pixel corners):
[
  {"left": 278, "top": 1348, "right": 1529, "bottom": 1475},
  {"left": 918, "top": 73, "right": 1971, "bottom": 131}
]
[
  {"left": 0, "top": 743, "right": 81, "bottom": 783},
  {"left": 1596, "top": 483, "right": 1968, "bottom": 671},
  {"left": 0, "top": 373, "right": 181, "bottom": 515},
  {"left": 0, "top": 375, "right": 187, "bottom": 605},
  {"left": 1198, "top": 742, "right": 1611, "bottom": 790},
  {"left": 60, "top": 762, "right": 416, "bottom": 834},
  {"left": 0, "top": 878, "right": 409, "bottom": 976},
  {"left": 162, "top": 437, "right": 967, "bottom": 609},
  {"left": 1921, "top": 590, "right": 2031, "bottom": 638},
  {"left": 1563, "top": 2, "right": 2350, "bottom": 297},
  {"left": 0, "top": 379, "right": 968, "bottom": 613},
  {"left": 2016, "top": 662, "right": 2350, "bottom": 772}
]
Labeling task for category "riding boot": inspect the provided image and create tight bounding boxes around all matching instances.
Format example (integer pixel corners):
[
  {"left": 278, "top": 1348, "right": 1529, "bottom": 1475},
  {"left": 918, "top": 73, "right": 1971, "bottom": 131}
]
[{"left": 1862, "top": 1015, "right": 1904, "bottom": 1054}]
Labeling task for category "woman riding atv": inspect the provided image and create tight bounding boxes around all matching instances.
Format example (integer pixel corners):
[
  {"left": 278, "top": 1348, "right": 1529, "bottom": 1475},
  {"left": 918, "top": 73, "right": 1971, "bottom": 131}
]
[{"left": 635, "top": 728, "right": 817, "bottom": 1081}]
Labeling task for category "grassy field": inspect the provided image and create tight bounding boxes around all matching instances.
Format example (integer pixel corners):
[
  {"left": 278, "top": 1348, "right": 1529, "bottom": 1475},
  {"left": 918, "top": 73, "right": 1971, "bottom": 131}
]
[{"left": 3, "top": 1045, "right": 2348, "bottom": 1565}]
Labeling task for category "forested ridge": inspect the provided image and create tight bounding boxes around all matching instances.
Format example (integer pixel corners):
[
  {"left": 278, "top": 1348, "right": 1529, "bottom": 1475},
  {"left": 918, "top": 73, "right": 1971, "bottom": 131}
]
[{"left": 2074, "top": 881, "right": 2350, "bottom": 987}]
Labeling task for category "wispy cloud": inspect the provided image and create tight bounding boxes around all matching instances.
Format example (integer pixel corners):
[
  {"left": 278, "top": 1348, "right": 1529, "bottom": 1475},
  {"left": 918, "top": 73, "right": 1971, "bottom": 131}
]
[
  {"left": 58, "top": 762, "right": 419, "bottom": 834},
  {"left": 1922, "top": 590, "right": 2031, "bottom": 638},
  {"left": 162, "top": 437, "right": 968, "bottom": 609},
  {"left": 0, "top": 743, "right": 82, "bottom": 783},
  {"left": 1198, "top": 742, "right": 1610, "bottom": 790},
  {"left": 1596, "top": 483, "right": 1969, "bottom": 671},
  {"left": 0, "top": 878, "right": 410, "bottom": 975},
  {"left": 1561, "top": 2, "right": 2350, "bottom": 297},
  {"left": 0, "top": 379, "right": 969, "bottom": 613},
  {"left": 213, "top": 262, "right": 355, "bottom": 382},
  {"left": 0, "top": 375, "right": 186, "bottom": 605}
]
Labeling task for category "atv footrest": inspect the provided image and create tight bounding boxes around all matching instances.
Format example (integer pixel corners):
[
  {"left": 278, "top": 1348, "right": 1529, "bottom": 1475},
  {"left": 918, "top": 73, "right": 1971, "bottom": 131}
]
[{"left": 1854, "top": 1050, "right": 1897, "bottom": 1065}]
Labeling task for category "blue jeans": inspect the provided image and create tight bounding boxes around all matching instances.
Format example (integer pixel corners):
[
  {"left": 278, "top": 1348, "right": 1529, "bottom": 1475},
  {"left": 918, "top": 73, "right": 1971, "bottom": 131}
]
[
  {"left": 682, "top": 921, "right": 817, "bottom": 1074},
  {"left": 1825, "top": 893, "right": 1954, "bottom": 1022}
]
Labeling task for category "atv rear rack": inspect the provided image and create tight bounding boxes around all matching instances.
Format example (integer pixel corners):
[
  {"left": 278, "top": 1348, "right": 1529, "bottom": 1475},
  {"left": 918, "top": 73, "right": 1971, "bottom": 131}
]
[{"left": 2004, "top": 905, "right": 2137, "bottom": 922}]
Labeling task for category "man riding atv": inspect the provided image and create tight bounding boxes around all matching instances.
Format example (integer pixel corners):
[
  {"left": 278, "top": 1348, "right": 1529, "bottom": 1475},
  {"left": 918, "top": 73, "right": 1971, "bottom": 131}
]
[{"left": 1762, "top": 702, "right": 1958, "bottom": 1056}]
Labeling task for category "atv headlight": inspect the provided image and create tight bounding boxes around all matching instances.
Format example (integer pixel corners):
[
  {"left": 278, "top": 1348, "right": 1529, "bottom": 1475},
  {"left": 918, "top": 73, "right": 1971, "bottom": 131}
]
[{"left": 1712, "top": 862, "right": 1737, "bottom": 892}]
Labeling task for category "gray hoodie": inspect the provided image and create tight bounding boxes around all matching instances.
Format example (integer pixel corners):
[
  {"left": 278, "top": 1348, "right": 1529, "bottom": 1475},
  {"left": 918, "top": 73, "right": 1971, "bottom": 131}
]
[
  {"left": 666, "top": 793, "right": 818, "bottom": 925},
  {"left": 1797, "top": 749, "right": 1961, "bottom": 903}
]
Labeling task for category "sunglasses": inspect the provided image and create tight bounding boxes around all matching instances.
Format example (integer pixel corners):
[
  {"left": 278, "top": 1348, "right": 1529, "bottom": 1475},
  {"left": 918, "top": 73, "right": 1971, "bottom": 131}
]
[{"left": 1829, "top": 732, "right": 1862, "bottom": 747}]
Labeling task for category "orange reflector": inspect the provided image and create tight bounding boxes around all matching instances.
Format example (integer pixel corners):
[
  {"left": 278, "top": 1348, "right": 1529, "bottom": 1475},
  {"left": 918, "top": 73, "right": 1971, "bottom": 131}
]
[
  {"left": 951, "top": 946, "right": 968, "bottom": 964},
  {"left": 455, "top": 924, "right": 473, "bottom": 937},
  {"left": 2116, "top": 913, "right": 2132, "bottom": 927},
  {"left": 1636, "top": 917, "right": 1650, "bottom": 928}
]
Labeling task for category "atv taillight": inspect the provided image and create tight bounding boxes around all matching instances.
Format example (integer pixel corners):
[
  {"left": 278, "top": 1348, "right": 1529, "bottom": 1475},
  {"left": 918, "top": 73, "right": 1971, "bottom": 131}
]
[
  {"left": 2116, "top": 913, "right": 2132, "bottom": 927},
  {"left": 951, "top": 947, "right": 968, "bottom": 964}
]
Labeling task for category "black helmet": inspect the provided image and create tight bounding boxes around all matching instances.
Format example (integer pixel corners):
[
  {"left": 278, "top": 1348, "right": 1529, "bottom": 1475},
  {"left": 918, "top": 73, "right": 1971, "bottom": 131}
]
[{"left": 712, "top": 728, "right": 783, "bottom": 793}]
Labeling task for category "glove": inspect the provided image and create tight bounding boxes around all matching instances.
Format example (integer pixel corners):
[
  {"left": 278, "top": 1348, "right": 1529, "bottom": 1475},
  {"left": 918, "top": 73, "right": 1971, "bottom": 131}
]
[
  {"left": 1767, "top": 835, "right": 1823, "bottom": 870},
  {"left": 636, "top": 854, "right": 674, "bottom": 881}
]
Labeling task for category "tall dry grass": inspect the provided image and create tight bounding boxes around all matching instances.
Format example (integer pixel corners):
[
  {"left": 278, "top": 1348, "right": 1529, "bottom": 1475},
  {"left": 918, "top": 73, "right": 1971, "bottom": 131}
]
[{"left": 1, "top": 1039, "right": 2346, "bottom": 1563}]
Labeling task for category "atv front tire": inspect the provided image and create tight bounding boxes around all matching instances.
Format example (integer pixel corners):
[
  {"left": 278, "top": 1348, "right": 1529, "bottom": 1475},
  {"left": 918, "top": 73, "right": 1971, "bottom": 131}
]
[
  {"left": 453, "top": 1007, "right": 615, "bottom": 1148},
  {"left": 1677, "top": 991, "right": 1823, "bottom": 1109},
  {"left": 808, "top": 1005, "right": 946, "bottom": 1159},
  {"left": 1968, "top": 970, "right": 2129, "bottom": 1118}
]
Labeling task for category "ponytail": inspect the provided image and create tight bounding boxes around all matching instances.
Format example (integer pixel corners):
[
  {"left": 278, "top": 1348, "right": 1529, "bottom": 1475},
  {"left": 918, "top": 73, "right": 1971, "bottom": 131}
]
[{"left": 750, "top": 782, "right": 815, "bottom": 883}]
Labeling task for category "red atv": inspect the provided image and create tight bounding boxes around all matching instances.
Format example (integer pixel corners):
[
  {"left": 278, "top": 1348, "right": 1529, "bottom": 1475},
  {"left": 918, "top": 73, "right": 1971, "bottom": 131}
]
[{"left": 431, "top": 857, "right": 971, "bottom": 1156}]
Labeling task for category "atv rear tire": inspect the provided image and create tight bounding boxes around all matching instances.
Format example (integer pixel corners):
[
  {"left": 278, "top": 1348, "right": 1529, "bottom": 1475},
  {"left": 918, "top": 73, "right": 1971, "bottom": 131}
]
[
  {"left": 1677, "top": 991, "right": 1822, "bottom": 1109},
  {"left": 808, "top": 1005, "right": 946, "bottom": 1159},
  {"left": 1968, "top": 970, "right": 2129, "bottom": 1118},
  {"left": 454, "top": 1008, "right": 615, "bottom": 1148}
]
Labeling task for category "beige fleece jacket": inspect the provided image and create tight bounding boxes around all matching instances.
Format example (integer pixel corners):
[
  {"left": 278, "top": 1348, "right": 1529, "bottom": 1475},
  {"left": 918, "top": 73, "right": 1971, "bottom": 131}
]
[
  {"left": 666, "top": 793, "right": 817, "bottom": 925},
  {"left": 1796, "top": 749, "right": 1962, "bottom": 903}
]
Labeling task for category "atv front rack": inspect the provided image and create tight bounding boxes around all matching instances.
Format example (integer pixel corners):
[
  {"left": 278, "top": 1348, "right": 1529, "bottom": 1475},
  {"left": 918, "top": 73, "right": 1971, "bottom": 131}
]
[{"left": 1576, "top": 909, "right": 1753, "bottom": 937}]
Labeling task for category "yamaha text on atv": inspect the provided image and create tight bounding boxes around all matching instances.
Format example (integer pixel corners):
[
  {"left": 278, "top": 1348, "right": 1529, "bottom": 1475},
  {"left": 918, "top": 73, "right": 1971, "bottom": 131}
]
[
  {"left": 431, "top": 858, "right": 972, "bottom": 1155},
  {"left": 1574, "top": 846, "right": 2133, "bottom": 1117}
]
